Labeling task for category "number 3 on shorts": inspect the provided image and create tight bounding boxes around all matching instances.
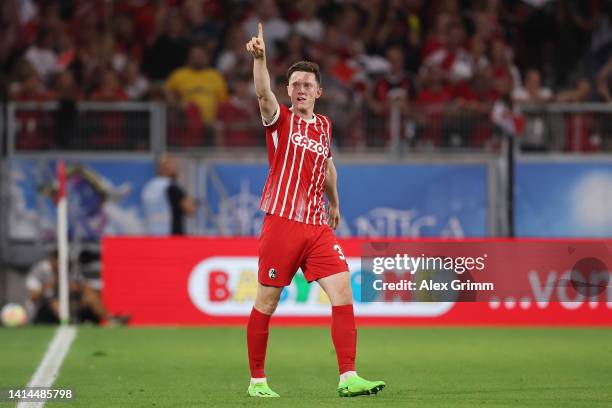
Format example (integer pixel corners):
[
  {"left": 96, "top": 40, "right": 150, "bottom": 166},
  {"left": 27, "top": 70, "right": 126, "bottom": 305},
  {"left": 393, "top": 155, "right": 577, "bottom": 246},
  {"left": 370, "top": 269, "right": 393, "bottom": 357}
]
[{"left": 333, "top": 244, "right": 346, "bottom": 260}]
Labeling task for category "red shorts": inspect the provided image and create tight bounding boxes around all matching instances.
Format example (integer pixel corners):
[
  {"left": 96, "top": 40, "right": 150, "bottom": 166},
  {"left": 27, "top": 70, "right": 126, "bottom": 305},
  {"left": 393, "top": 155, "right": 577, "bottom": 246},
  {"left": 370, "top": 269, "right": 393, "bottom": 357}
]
[{"left": 258, "top": 213, "right": 349, "bottom": 287}]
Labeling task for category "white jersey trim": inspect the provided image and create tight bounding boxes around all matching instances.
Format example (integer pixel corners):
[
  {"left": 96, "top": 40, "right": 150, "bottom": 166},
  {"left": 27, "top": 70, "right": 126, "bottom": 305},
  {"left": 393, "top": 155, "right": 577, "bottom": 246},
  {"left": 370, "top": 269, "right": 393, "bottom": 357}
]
[
  {"left": 262, "top": 104, "right": 281, "bottom": 127},
  {"left": 280, "top": 117, "right": 302, "bottom": 216},
  {"left": 270, "top": 112, "right": 295, "bottom": 214},
  {"left": 289, "top": 121, "right": 309, "bottom": 220}
]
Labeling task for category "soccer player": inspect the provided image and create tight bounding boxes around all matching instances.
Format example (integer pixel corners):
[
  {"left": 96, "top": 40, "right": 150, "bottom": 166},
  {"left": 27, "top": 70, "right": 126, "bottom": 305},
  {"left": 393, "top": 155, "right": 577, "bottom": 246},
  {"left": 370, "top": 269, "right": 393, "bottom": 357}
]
[{"left": 245, "top": 23, "right": 386, "bottom": 398}]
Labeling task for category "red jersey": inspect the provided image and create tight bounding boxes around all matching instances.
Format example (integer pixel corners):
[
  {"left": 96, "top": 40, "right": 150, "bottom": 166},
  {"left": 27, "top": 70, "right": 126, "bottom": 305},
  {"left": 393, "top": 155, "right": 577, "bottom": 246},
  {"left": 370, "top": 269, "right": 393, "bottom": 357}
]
[{"left": 260, "top": 104, "right": 332, "bottom": 225}]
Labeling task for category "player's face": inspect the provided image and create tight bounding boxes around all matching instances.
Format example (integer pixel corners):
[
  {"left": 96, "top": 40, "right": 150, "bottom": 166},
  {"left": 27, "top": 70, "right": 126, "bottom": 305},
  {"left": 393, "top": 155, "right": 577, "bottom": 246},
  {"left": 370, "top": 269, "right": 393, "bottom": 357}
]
[{"left": 287, "top": 72, "right": 322, "bottom": 112}]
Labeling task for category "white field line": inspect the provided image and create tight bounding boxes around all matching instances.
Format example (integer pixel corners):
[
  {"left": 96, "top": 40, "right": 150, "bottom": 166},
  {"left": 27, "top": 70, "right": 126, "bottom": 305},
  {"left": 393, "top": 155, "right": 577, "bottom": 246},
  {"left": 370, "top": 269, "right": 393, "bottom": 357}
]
[{"left": 16, "top": 326, "right": 77, "bottom": 408}]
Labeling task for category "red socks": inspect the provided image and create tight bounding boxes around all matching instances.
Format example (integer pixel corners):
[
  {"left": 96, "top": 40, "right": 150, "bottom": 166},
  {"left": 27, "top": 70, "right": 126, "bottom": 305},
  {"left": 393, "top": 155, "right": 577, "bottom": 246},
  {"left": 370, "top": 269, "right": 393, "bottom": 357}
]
[
  {"left": 247, "top": 307, "right": 271, "bottom": 378},
  {"left": 248, "top": 305, "right": 356, "bottom": 377},
  {"left": 331, "top": 304, "right": 357, "bottom": 374}
]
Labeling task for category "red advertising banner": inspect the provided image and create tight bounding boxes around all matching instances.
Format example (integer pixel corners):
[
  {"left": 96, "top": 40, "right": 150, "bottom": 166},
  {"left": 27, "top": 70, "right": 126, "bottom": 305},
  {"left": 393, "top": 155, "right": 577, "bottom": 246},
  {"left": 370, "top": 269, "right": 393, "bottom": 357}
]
[{"left": 102, "top": 238, "right": 612, "bottom": 326}]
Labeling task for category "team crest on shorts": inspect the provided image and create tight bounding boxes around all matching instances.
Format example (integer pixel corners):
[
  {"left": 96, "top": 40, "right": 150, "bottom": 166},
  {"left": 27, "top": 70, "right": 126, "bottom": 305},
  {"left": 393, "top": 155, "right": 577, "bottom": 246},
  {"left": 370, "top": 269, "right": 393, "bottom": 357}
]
[{"left": 268, "top": 268, "right": 277, "bottom": 279}]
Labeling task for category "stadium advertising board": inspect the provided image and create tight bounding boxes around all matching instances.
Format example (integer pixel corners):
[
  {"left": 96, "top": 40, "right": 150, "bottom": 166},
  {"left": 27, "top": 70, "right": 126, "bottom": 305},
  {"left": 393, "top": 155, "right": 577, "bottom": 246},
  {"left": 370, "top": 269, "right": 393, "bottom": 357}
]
[
  {"left": 515, "top": 161, "right": 612, "bottom": 237},
  {"left": 8, "top": 158, "right": 154, "bottom": 241},
  {"left": 102, "top": 237, "right": 611, "bottom": 326},
  {"left": 199, "top": 163, "right": 487, "bottom": 237}
]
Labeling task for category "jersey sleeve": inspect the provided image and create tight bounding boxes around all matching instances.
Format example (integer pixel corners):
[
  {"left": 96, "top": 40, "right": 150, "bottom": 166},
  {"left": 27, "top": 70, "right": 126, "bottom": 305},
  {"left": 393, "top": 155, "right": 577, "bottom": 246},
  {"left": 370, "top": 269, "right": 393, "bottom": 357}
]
[{"left": 262, "top": 103, "right": 288, "bottom": 129}]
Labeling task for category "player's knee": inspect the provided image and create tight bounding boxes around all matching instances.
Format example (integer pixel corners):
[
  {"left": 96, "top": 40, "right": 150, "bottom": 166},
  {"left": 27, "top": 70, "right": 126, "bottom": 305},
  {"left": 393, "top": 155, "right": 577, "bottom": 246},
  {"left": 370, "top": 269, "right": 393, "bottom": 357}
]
[
  {"left": 331, "top": 283, "right": 353, "bottom": 305},
  {"left": 255, "top": 292, "right": 280, "bottom": 315},
  {"left": 255, "top": 299, "right": 278, "bottom": 315}
]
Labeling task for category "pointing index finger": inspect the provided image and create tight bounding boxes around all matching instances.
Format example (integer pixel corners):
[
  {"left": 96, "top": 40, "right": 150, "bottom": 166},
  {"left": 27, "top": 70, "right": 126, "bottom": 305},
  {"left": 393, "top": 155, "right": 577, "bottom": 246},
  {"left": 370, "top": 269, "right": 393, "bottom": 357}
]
[{"left": 258, "top": 22, "right": 263, "bottom": 39}]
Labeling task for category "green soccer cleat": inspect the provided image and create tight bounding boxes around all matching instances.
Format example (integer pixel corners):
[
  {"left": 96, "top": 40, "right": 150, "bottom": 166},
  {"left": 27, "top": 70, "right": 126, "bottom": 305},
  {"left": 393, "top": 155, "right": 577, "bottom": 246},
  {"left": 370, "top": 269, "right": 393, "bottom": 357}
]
[
  {"left": 247, "top": 382, "right": 280, "bottom": 397},
  {"left": 337, "top": 375, "right": 386, "bottom": 397}
]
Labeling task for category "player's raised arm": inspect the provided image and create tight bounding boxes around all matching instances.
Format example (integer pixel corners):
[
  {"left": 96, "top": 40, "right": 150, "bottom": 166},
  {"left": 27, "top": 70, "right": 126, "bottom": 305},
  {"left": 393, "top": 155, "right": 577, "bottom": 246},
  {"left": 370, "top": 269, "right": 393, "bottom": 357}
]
[{"left": 246, "top": 22, "right": 279, "bottom": 123}]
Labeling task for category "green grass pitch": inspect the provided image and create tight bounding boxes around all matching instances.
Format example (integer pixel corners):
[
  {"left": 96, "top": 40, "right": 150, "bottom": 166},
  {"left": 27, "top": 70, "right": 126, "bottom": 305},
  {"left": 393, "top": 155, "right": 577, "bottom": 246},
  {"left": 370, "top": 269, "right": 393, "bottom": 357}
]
[{"left": 1, "top": 327, "right": 611, "bottom": 407}]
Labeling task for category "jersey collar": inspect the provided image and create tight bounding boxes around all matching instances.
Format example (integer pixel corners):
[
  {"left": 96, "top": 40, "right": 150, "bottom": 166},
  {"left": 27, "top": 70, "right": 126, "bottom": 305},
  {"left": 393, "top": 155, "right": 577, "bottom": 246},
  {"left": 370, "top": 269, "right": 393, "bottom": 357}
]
[{"left": 289, "top": 107, "right": 317, "bottom": 124}]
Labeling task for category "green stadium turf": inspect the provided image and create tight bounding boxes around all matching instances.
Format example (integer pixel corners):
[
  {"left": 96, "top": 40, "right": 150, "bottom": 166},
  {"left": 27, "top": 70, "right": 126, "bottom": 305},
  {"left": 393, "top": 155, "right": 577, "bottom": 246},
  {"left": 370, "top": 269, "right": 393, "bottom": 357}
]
[
  {"left": 0, "top": 326, "right": 56, "bottom": 391},
  {"left": 4, "top": 327, "right": 612, "bottom": 407}
]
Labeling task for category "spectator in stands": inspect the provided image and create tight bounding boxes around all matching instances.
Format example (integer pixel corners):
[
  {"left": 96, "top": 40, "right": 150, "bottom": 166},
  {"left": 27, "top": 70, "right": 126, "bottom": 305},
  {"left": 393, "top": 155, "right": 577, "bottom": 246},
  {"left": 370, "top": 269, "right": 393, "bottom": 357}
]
[
  {"left": 471, "top": 8, "right": 504, "bottom": 41},
  {"left": 450, "top": 66, "right": 499, "bottom": 148},
  {"left": 2, "top": 0, "right": 609, "bottom": 152},
  {"left": 511, "top": 69, "right": 553, "bottom": 150},
  {"left": 414, "top": 65, "right": 454, "bottom": 146},
  {"left": 88, "top": 69, "right": 129, "bottom": 148},
  {"left": 243, "top": 0, "right": 290, "bottom": 59},
  {"left": 143, "top": 8, "right": 190, "bottom": 82},
  {"left": 217, "top": 26, "right": 252, "bottom": 80},
  {"left": 165, "top": 44, "right": 228, "bottom": 138},
  {"left": 374, "top": 47, "right": 415, "bottom": 106},
  {"left": 415, "top": 65, "right": 453, "bottom": 114},
  {"left": 422, "top": 12, "right": 452, "bottom": 61},
  {"left": 366, "top": 46, "right": 415, "bottom": 146},
  {"left": 0, "top": 1, "right": 21, "bottom": 73},
  {"left": 26, "top": 250, "right": 126, "bottom": 325},
  {"left": 53, "top": 71, "right": 80, "bottom": 149},
  {"left": 552, "top": 0, "right": 594, "bottom": 87},
  {"left": 54, "top": 70, "right": 81, "bottom": 103},
  {"left": 469, "top": 35, "right": 490, "bottom": 75},
  {"left": 556, "top": 77, "right": 592, "bottom": 102},
  {"left": 490, "top": 39, "right": 522, "bottom": 93},
  {"left": 596, "top": 57, "right": 612, "bottom": 150},
  {"left": 214, "top": 76, "right": 261, "bottom": 148},
  {"left": 91, "top": 69, "right": 128, "bottom": 101},
  {"left": 512, "top": 69, "right": 553, "bottom": 103},
  {"left": 183, "top": 0, "right": 223, "bottom": 49},
  {"left": 294, "top": 0, "right": 325, "bottom": 43},
  {"left": 555, "top": 77, "right": 599, "bottom": 151},
  {"left": 425, "top": 22, "right": 473, "bottom": 83},
  {"left": 596, "top": 56, "right": 612, "bottom": 102},
  {"left": 468, "top": 67, "right": 500, "bottom": 113},
  {"left": 69, "top": 34, "right": 105, "bottom": 95},
  {"left": 275, "top": 32, "right": 310, "bottom": 74},
  {"left": 141, "top": 155, "right": 196, "bottom": 236},
  {"left": 584, "top": 2, "right": 612, "bottom": 76},
  {"left": 24, "top": 28, "right": 59, "bottom": 84},
  {"left": 10, "top": 64, "right": 49, "bottom": 101},
  {"left": 110, "top": 12, "right": 142, "bottom": 74},
  {"left": 54, "top": 29, "right": 76, "bottom": 72},
  {"left": 123, "top": 60, "right": 149, "bottom": 101},
  {"left": 319, "top": 54, "right": 364, "bottom": 148},
  {"left": 370, "top": 0, "right": 423, "bottom": 60}
]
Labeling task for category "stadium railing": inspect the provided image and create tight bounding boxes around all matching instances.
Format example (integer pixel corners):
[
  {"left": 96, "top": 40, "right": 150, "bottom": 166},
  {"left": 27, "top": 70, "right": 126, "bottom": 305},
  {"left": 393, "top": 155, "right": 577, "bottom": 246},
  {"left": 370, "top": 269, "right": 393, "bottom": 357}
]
[
  {"left": 5, "top": 101, "right": 164, "bottom": 156},
  {"left": 517, "top": 103, "right": 612, "bottom": 153},
  {"left": 5, "top": 101, "right": 502, "bottom": 156},
  {"left": 5, "top": 101, "right": 612, "bottom": 156},
  {"left": 391, "top": 105, "right": 499, "bottom": 155}
]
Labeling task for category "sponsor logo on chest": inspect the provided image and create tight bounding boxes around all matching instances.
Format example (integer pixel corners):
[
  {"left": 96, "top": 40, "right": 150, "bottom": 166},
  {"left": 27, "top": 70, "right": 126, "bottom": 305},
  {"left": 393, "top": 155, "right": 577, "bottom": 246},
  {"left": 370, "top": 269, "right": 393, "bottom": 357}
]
[{"left": 290, "top": 131, "right": 329, "bottom": 157}]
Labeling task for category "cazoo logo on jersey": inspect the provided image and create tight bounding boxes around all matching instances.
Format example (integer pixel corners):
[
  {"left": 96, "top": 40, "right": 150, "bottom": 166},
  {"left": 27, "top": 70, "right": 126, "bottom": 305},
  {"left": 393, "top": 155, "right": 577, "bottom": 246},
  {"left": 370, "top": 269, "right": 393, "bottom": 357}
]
[{"left": 291, "top": 132, "right": 329, "bottom": 157}]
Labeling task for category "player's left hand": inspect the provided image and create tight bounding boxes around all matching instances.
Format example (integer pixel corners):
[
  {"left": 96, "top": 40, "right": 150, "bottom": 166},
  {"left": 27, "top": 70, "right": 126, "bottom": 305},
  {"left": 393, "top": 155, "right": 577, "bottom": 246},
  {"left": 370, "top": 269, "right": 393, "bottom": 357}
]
[
  {"left": 328, "top": 204, "right": 340, "bottom": 230},
  {"left": 246, "top": 22, "right": 266, "bottom": 59}
]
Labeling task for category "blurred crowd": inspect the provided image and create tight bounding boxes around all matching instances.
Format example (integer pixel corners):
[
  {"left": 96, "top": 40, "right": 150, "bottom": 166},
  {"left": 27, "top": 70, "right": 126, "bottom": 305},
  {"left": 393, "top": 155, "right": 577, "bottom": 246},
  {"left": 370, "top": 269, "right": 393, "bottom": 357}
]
[{"left": 2, "top": 0, "right": 612, "bottom": 150}]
